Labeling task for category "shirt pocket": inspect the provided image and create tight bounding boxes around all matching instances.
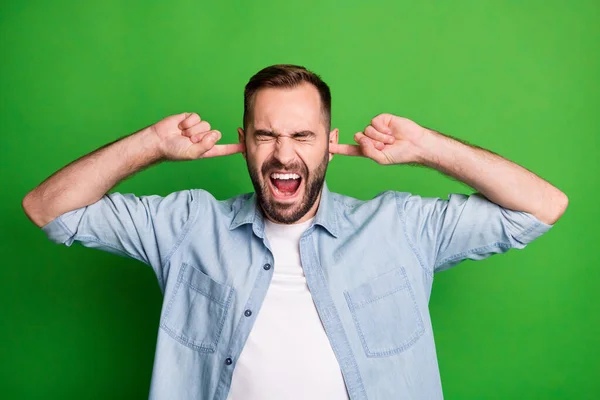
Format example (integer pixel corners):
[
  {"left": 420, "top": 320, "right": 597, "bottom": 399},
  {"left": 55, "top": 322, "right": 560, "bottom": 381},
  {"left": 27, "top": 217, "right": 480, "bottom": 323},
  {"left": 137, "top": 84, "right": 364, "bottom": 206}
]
[
  {"left": 160, "top": 262, "right": 234, "bottom": 353},
  {"left": 344, "top": 266, "right": 425, "bottom": 357}
]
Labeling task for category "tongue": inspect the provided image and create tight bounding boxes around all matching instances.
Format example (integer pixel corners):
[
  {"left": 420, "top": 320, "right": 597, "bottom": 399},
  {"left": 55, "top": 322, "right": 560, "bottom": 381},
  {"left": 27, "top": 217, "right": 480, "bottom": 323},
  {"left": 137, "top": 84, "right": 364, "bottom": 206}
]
[{"left": 273, "top": 178, "right": 300, "bottom": 193}]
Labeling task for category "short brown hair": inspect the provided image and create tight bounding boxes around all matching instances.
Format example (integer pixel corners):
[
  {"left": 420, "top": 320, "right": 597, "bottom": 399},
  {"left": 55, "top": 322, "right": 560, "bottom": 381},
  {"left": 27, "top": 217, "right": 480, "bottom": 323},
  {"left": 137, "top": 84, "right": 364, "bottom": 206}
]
[{"left": 243, "top": 64, "right": 331, "bottom": 131}]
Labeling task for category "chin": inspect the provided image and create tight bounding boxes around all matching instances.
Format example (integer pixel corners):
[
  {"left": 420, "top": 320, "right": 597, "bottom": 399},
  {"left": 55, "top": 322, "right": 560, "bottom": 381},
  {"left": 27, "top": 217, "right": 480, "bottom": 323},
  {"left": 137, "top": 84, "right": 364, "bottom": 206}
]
[
  {"left": 260, "top": 190, "right": 310, "bottom": 224},
  {"left": 263, "top": 198, "right": 306, "bottom": 224}
]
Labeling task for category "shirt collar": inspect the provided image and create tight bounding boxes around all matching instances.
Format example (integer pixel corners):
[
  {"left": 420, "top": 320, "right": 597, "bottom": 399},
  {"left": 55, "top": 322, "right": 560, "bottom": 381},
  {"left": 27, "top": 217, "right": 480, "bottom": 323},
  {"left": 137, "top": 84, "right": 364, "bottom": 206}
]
[{"left": 229, "top": 181, "right": 339, "bottom": 238}]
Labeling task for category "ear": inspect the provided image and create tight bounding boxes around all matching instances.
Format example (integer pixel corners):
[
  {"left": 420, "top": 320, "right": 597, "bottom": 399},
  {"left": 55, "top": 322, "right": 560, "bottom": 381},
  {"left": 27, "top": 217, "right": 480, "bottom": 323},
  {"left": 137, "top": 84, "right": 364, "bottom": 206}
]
[
  {"left": 237, "top": 127, "right": 247, "bottom": 159},
  {"left": 328, "top": 128, "right": 339, "bottom": 162}
]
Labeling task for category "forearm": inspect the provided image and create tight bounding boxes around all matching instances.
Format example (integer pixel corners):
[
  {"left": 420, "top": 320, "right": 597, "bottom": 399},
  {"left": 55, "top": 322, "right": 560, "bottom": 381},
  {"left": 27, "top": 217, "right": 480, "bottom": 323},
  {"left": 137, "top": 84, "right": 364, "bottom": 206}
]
[
  {"left": 23, "top": 127, "right": 163, "bottom": 227},
  {"left": 414, "top": 129, "right": 568, "bottom": 224}
]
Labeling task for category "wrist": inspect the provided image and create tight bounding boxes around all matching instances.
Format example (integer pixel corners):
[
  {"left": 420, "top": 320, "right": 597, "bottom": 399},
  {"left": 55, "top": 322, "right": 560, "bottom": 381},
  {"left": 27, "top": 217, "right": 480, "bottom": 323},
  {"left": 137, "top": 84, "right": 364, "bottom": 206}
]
[
  {"left": 411, "top": 128, "right": 439, "bottom": 166},
  {"left": 134, "top": 126, "right": 165, "bottom": 163}
]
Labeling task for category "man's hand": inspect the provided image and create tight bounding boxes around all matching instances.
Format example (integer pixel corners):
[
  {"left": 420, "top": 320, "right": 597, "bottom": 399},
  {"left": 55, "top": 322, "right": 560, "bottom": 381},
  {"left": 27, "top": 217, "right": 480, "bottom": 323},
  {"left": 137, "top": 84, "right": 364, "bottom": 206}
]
[
  {"left": 152, "top": 113, "right": 245, "bottom": 160},
  {"left": 22, "top": 112, "right": 246, "bottom": 227},
  {"left": 329, "top": 112, "right": 567, "bottom": 224},
  {"left": 329, "top": 113, "right": 426, "bottom": 165}
]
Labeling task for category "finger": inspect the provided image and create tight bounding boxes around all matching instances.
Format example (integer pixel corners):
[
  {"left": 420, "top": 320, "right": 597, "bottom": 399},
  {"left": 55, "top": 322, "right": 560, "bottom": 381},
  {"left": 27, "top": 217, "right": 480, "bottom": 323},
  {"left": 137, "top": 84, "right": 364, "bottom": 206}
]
[
  {"left": 201, "top": 143, "right": 246, "bottom": 158},
  {"left": 178, "top": 113, "right": 201, "bottom": 130},
  {"left": 355, "top": 132, "right": 387, "bottom": 151},
  {"left": 365, "top": 125, "right": 395, "bottom": 144},
  {"left": 183, "top": 121, "right": 211, "bottom": 138},
  {"left": 354, "top": 132, "right": 380, "bottom": 148},
  {"left": 190, "top": 127, "right": 217, "bottom": 144},
  {"left": 374, "top": 141, "right": 385, "bottom": 151},
  {"left": 329, "top": 143, "right": 363, "bottom": 156},
  {"left": 192, "top": 130, "right": 221, "bottom": 150},
  {"left": 355, "top": 133, "right": 387, "bottom": 163},
  {"left": 358, "top": 136, "right": 387, "bottom": 164},
  {"left": 371, "top": 114, "right": 393, "bottom": 134}
]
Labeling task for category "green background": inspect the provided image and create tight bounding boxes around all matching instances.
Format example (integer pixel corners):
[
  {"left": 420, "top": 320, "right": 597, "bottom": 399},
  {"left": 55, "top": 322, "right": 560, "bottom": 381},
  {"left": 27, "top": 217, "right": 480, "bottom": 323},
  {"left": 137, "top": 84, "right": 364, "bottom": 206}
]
[{"left": 1, "top": 0, "right": 598, "bottom": 398}]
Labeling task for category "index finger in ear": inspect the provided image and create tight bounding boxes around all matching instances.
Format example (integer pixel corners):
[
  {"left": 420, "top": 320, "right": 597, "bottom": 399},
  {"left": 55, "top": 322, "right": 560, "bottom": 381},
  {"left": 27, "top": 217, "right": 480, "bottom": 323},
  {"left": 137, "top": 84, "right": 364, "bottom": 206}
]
[
  {"left": 178, "top": 113, "right": 202, "bottom": 130},
  {"left": 329, "top": 143, "right": 363, "bottom": 156},
  {"left": 201, "top": 143, "right": 246, "bottom": 158}
]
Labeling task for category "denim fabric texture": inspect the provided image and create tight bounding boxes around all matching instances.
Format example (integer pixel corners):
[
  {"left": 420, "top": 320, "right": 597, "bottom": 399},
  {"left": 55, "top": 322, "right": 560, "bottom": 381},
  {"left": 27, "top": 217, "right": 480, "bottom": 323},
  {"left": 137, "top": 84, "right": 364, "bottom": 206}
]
[{"left": 42, "top": 183, "right": 552, "bottom": 399}]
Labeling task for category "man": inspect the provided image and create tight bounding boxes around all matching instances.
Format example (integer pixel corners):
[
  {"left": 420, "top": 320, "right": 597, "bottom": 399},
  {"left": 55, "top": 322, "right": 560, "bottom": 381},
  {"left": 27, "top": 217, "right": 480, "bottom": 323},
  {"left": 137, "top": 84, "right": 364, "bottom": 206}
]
[{"left": 22, "top": 64, "right": 567, "bottom": 399}]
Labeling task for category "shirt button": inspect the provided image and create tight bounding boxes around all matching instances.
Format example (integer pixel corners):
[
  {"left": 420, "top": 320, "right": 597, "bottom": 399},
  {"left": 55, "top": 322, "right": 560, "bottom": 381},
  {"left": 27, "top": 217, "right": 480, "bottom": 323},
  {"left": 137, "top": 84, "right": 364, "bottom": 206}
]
[
  {"left": 244, "top": 309, "right": 252, "bottom": 317},
  {"left": 263, "top": 263, "right": 271, "bottom": 270},
  {"left": 225, "top": 358, "right": 233, "bottom": 366}
]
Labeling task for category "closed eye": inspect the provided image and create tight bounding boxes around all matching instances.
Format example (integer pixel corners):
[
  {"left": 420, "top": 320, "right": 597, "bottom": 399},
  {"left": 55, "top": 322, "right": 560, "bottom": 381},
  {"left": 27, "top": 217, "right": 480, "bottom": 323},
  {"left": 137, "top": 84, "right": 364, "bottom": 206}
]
[
  {"left": 253, "top": 129, "right": 316, "bottom": 142},
  {"left": 254, "top": 130, "right": 277, "bottom": 141},
  {"left": 292, "top": 131, "right": 315, "bottom": 141}
]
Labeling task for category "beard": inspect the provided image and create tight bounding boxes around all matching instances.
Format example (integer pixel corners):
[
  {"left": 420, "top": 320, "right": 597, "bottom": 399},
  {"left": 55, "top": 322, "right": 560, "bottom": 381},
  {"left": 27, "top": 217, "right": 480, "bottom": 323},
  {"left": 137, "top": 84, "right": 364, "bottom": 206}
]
[{"left": 247, "top": 150, "right": 328, "bottom": 224}]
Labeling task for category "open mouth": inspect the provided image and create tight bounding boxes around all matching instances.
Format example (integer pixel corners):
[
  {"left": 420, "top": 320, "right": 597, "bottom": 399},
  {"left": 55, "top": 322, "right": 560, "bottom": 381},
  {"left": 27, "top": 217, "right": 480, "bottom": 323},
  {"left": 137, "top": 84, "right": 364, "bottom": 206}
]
[{"left": 268, "top": 172, "right": 303, "bottom": 200}]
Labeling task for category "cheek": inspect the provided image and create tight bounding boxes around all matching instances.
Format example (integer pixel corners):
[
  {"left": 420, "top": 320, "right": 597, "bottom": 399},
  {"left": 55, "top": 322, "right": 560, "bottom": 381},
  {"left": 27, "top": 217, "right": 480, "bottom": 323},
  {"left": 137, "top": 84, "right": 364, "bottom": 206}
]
[
  {"left": 299, "top": 144, "right": 327, "bottom": 168},
  {"left": 246, "top": 149, "right": 267, "bottom": 174},
  {"left": 253, "top": 142, "right": 287, "bottom": 166},
  {"left": 252, "top": 141, "right": 276, "bottom": 157}
]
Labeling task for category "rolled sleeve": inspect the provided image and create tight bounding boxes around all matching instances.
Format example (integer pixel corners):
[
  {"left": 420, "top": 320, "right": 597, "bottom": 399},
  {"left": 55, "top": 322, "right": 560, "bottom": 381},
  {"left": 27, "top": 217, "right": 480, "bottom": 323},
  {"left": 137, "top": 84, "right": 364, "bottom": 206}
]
[
  {"left": 500, "top": 206, "right": 553, "bottom": 247},
  {"left": 400, "top": 192, "right": 553, "bottom": 273},
  {"left": 42, "top": 209, "right": 81, "bottom": 245},
  {"left": 40, "top": 190, "right": 201, "bottom": 286}
]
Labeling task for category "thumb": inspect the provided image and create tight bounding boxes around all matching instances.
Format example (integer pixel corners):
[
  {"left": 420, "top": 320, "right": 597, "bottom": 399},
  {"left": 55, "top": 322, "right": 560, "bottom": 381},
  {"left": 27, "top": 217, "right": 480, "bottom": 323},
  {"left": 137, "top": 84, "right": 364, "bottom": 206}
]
[
  {"left": 189, "top": 130, "right": 221, "bottom": 158},
  {"left": 358, "top": 137, "right": 387, "bottom": 164}
]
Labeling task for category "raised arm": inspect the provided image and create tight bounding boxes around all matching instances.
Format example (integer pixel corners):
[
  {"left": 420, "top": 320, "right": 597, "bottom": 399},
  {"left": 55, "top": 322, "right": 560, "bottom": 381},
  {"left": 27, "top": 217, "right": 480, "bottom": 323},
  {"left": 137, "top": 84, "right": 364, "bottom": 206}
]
[
  {"left": 413, "top": 128, "right": 567, "bottom": 225},
  {"left": 330, "top": 113, "right": 568, "bottom": 225},
  {"left": 22, "top": 113, "right": 244, "bottom": 227},
  {"left": 330, "top": 113, "right": 566, "bottom": 272}
]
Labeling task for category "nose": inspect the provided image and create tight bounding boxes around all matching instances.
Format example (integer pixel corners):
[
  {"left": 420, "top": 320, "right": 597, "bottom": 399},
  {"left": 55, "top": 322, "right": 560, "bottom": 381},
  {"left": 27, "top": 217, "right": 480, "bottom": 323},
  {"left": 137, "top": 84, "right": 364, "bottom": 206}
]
[{"left": 273, "top": 137, "right": 296, "bottom": 166}]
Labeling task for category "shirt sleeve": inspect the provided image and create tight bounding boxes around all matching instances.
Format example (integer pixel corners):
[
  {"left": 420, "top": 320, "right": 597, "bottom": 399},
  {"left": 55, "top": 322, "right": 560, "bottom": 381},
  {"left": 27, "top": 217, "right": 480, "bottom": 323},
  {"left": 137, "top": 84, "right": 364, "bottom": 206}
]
[
  {"left": 398, "top": 192, "right": 553, "bottom": 273},
  {"left": 41, "top": 190, "right": 199, "bottom": 286}
]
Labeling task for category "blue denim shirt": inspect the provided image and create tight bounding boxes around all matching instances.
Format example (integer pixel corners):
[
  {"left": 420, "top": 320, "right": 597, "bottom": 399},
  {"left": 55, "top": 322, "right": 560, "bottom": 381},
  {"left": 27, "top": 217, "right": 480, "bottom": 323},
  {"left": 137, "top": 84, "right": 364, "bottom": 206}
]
[{"left": 41, "top": 183, "right": 552, "bottom": 399}]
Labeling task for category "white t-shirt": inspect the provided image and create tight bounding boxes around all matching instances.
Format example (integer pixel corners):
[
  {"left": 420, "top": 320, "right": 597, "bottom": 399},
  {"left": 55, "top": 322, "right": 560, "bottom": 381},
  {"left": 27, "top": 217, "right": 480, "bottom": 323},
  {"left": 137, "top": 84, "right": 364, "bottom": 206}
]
[{"left": 227, "top": 217, "right": 349, "bottom": 400}]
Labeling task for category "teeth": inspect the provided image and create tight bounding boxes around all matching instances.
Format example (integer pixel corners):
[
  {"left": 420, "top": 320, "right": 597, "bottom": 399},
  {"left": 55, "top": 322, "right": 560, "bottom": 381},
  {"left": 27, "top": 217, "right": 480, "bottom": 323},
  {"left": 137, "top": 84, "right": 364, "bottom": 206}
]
[{"left": 271, "top": 173, "right": 300, "bottom": 180}]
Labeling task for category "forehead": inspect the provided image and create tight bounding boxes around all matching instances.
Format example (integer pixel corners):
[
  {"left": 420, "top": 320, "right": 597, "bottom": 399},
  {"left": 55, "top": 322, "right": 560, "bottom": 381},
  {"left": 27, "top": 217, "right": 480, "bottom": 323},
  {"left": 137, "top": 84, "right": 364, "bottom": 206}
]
[{"left": 251, "top": 83, "right": 325, "bottom": 133}]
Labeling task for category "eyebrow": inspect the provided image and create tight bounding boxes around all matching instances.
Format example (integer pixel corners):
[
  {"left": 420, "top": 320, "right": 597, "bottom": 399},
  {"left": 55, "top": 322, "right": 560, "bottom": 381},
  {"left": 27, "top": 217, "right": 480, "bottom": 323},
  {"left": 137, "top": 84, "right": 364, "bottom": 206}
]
[{"left": 253, "top": 129, "right": 316, "bottom": 139}]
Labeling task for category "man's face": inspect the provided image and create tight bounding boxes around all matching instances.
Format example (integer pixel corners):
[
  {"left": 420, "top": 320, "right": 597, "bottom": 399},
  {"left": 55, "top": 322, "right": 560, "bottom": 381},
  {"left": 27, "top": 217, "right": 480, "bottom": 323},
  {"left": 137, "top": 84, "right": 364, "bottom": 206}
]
[{"left": 238, "top": 83, "right": 338, "bottom": 224}]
